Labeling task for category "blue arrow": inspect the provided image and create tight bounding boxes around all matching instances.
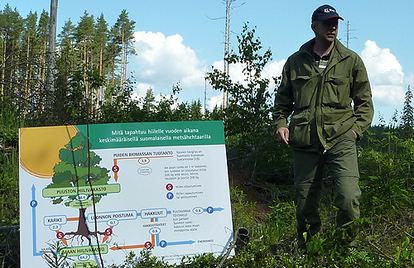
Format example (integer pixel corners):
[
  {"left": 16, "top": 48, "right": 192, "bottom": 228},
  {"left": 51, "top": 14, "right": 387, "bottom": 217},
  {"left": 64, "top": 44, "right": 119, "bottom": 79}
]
[
  {"left": 31, "top": 184, "right": 36, "bottom": 200},
  {"left": 30, "top": 185, "right": 42, "bottom": 256},
  {"left": 203, "top": 207, "right": 224, "bottom": 213},
  {"left": 155, "top": 234, "right": 160, "bottom": 246},
  {"left": 166, "top": 240, "right": 196, "bottom": 246}
]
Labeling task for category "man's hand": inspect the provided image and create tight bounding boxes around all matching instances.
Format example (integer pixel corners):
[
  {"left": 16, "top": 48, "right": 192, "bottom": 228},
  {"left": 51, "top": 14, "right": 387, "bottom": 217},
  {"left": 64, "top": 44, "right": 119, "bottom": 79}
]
[
  {"left": 275, "top": 127, "right": 289, "bottom": 145},
  {"left": 351, "top": 129, "right": 358, "bottom": 139}
]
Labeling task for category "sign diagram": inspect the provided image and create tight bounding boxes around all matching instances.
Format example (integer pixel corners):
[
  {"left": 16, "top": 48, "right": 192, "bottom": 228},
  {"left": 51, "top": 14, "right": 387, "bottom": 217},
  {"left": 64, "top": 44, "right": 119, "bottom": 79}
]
[{"left": 20, "top": 121, "right": 233, "bottom": 267}]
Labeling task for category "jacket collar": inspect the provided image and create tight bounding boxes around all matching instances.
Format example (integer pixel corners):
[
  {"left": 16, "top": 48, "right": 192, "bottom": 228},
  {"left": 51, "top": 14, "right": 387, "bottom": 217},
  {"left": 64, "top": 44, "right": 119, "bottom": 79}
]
[
  {"left": 299, "top": 38, "right": 350, "bottom": 59},
  {"left": 299, "top": 38, "right": 351, "bottom": 69}
]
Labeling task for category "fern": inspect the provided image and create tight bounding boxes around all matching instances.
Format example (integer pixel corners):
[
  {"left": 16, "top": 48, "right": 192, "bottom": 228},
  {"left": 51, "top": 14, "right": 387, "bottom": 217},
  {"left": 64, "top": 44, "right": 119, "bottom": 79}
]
[{"left": 345, "top": 247, "right": 372, "bottom": 264}]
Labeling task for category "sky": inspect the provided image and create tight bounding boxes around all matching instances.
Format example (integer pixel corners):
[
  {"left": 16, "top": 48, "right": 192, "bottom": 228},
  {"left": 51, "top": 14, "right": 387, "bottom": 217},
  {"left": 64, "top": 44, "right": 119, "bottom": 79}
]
[{"left": 7, "top": 0, "right": 414, "bottom": 125}]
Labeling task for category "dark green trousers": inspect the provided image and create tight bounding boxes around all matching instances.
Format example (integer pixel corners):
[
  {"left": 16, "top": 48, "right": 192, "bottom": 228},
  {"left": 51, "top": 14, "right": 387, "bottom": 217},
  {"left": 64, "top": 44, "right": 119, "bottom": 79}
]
[{"left": 292, "top": 129, "right": 361, "bottom": 249}]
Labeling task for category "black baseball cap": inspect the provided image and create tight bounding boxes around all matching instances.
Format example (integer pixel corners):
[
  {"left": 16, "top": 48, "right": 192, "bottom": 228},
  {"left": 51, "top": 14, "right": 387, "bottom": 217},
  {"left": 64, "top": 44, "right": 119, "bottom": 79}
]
[{"left": 312, "top": 5, "right": 343, "bottom": 22}]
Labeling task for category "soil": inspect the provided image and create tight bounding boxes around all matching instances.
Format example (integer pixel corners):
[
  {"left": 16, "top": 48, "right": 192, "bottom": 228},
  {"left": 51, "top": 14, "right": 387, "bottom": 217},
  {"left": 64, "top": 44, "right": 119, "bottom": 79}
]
[{"left": 228, "top": 168, "right": 274, "bottom": 222}]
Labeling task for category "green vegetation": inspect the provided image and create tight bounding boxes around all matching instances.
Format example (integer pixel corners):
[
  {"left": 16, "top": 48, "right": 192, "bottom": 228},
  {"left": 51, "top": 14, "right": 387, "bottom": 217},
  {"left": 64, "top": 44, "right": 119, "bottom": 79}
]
[{"left": 0, "top": 5, "right": 413, "bottom": 267}]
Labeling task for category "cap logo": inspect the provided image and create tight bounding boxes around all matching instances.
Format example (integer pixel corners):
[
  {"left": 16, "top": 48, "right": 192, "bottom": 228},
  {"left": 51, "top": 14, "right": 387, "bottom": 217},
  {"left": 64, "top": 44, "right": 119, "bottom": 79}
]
[
  {"left": 324, "top": 8, "right": 336, "bottom": 13},
  {"left": 312, "top": 5, "right": 343, "bottom": 22}
]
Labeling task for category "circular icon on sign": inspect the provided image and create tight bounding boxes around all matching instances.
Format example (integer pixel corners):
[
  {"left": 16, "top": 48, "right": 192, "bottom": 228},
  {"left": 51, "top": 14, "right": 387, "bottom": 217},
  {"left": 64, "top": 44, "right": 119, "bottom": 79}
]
[
  {"left": 112, "top": 165, "right": 119, "bottom": 172},
  {"left": 145, "top": 241, "right": 153, "bottom": 248},
  {"left": 166, "top": 192, "right": 174, "bottom": 200},
  {"left": 30, "top": 200, "right": 38, "bottom": 208},
  {"left": 56, "top": 231, "right": 65, "bottom": 239},
  {"left": 207, "top": 206, "right": 214, "bottom": 214},
  {"left": 159, "top": 240, "right": 167, "bottom": 248},
  {"left": 166, "top": 183, "right": 173, "bottom": 191},
  {"left": 105, "top": 228, "right": 113, "bottom": 236}
]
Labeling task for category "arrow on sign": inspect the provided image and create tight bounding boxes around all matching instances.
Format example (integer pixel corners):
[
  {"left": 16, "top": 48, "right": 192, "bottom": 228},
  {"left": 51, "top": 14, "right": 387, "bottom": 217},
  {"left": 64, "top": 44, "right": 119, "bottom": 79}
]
[
  {"left": 31, "top": 185, "right": 42, "bottom": 256},
  {"left": 165, "top": 240, "right": 196, "bottom": 246}
]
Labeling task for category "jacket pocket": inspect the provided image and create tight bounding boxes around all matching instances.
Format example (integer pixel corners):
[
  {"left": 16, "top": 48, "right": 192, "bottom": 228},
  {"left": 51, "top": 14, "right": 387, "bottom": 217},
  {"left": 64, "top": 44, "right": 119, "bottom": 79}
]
[
  {"left": 323, "top": 74, "right": 352, "bottom": 107},
  {"left": 289, "top": 111, "right": 311, "bottom": 148},
  {"left": 291, "top": 74, "right": 314, "bottom": 109},
  {"left": 323, "top": 109, "right": 355, "bottom": 140}
]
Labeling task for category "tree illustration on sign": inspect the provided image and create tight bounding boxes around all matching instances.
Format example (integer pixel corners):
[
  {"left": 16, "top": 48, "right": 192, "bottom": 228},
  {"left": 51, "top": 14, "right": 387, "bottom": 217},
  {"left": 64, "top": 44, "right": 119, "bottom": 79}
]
[{"left": 45, "top": 131, "right": 110, "bottom": 243}]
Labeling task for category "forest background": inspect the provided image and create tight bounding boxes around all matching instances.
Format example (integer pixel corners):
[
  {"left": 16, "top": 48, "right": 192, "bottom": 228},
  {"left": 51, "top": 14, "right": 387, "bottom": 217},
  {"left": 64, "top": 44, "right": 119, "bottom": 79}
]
[{"left": 1, "top": 4, "right": 414, "bottom": 267}]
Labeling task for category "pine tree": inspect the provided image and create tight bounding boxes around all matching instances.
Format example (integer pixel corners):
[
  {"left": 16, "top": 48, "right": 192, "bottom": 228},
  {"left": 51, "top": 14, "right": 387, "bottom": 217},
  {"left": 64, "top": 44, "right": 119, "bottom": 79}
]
[
  {"left": 113, "top": 10, "right": 136, "bottom": 90},
  {"left": 401, "top": 85, "right": 413, "bottom": 136},
  {"left": 56, "top": 19, "right": 77, "bottom": 80},
  {"left": 190, "top": 100, "right": 203, "bottom": 121},
  {"left": 54, "top": 20, "right": 77, "bottom": 123},
  {"left": 390, "top": 109, "right": 400, "bottom": 129},
  {"left": 75, "top": 11, "right": 95, "bottom": 104},
  {"left": 94, "top": 14, "right": 109, "bottom": 111},
  {"left": 21, "top": 11, "right": 38, "bottom": 101},
  {"left": 143, "top": 88, "right": 156, "bottom": 113},
  {"left": 37, "top": 10, "right": 49, "bottom": 91},
  {"left": 0, "top": 5, "right": 24, "bottom": 100},
  {"left": 106, "top": 25, "right": 121, "bottom": 102}
]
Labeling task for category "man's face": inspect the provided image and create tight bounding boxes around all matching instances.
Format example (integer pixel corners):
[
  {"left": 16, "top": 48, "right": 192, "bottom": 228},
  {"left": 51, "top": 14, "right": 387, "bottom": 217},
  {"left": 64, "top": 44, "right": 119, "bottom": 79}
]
[{"left": 312, "top": 18, "right": 339, "bottom": 43}]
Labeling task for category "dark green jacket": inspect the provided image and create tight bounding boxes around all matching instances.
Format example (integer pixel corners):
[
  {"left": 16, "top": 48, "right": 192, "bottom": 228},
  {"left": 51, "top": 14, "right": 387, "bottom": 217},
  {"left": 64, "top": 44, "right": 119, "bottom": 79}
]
[{"left": 273, "top": 39, "right": 374, "bottom": 151}]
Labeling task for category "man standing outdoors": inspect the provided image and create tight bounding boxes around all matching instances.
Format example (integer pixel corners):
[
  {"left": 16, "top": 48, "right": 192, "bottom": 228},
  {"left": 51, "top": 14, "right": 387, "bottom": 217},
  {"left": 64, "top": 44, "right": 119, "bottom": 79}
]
[{"left": 273, "top": 4, "right": 374, "bottom": 249}]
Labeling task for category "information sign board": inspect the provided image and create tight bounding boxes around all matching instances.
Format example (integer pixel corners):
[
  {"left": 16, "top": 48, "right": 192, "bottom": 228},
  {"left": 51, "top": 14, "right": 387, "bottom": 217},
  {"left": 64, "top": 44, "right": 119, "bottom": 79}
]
[{"left": 19, "top": 121, "right": 233, "bottom": 267}]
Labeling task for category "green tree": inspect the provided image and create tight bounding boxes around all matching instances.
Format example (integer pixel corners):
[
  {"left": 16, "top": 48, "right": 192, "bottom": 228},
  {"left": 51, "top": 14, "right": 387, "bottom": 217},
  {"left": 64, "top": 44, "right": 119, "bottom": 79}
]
[
  {"left": 390, "top": 109, "right": 400, "bottom": 129},
  {"left": 172, "top": 102, "right": 191, "bottom": 121},
  {"left": 100, "top": 81, "right": 142, "bottom": 123},
  {"left": 155, "top": 95, "right": 174, "bottom": 122},
  {"left": 37, "top": 10, "right": 49, "bottom": 90},
  {"left": 75, "top": 12, "right": 95, "bottom": 107},
  {"left": 207, "top": 105, "right": 225, "bottom": 121},
  {"left": 54, "top": 20, "right": 77, "bottom": 124},
  {"left": 105, "top": 26, "right": 121, "bottom": 104},
  {"left": 143, "top": 88, "right": 156, "bottom": 114},
  {"left": 44, "top": 132, "right": 110, "bottom": 241},
  {"left": 113, "top": 10, "right": 136, "bottom": 90},
  {"left": 0, "top": 5, "right": 24, "bottom": 100},
  {"left": 207, "top": 23, "right": 290, "bottom": 180},
  {"left": 401, "top": 85, "right": 413, "bottom": 137},
  {"left": 94, "top": 13, "right": 109, "bottom": 112},
  {"left": 21, "top": 11, "right": 38, "bottom": 101},
  {"left": 189, "top": 100, "right": 203, "bottom": 121}
]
